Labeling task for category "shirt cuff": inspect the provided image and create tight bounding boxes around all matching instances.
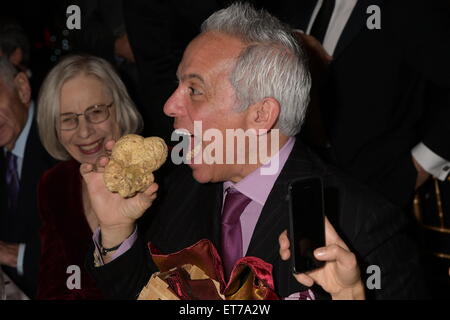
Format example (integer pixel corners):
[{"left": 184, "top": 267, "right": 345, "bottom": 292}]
[
  {"left": 412, "top": 143, "right": 450, "bottom": 180},
  {"left": 92, "top": 227, "right": 138, "bottom": 267},
  {"left": 17, "top": 243, "right": 26, "bottom": 276},
  {"left": 284, "top": 289, "right": 316, "bottom": 300}
]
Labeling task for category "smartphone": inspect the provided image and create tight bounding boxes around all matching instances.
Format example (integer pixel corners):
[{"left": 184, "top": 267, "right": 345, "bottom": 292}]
[{"left": 287, "top": 177, "right": 326, "bottom": 274}]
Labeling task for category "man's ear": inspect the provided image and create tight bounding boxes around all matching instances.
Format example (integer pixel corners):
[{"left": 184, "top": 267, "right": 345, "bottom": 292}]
[
  {"left": 14, "top": 72, "right": 31, "bottom": 106},
  {"left": 247, "top": 97, "right": 280, "bottom": 132}
]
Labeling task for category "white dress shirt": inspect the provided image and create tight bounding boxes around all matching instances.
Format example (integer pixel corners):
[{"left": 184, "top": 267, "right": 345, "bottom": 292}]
[{"left": 306, "top": 0, "right": 358, "bottom": 56}]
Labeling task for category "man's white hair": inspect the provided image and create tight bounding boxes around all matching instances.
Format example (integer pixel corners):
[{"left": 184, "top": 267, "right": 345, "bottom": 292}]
[{"left": 201, "top": 2, "right": 311, "bottom": 137}]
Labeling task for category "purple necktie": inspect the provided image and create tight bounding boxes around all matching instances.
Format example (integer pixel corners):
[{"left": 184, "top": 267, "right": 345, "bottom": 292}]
[
  {"left": 5, "top": 151, "right": 20, "bottom": 213},
  {"left": 221, "top": 187, "right": 252, "bottom": 280}
]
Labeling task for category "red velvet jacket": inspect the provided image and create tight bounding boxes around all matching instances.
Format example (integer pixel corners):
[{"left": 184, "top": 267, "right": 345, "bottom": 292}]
[{"left": 37, "top": 160, "right": 103, "bottom": 300}]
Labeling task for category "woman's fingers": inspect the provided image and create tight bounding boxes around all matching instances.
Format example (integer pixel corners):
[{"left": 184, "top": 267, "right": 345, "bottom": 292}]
[
  {"left": 278, "top": 230, "right": 291, "bottom": 260},
  {"left": 314, "top": 244, "right": 357, "bottom": 269},
  {"left": 293, "top": 273, "right": 315, "bottom": 287}
]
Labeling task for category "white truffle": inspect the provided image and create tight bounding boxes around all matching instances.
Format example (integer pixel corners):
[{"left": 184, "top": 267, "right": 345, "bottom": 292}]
[{"left": 104, "top": 134, "right": 168, "bottom": 198}]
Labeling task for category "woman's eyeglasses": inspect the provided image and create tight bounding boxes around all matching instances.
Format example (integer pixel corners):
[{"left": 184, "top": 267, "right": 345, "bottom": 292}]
[{"left": 59, "top": 102, "right": 113, "bottom": 130}]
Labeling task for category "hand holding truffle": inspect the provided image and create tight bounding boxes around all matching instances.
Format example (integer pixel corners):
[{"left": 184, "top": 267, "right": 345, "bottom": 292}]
[{"left": 80, "top": 135, "right": 167, "bottom": 256}]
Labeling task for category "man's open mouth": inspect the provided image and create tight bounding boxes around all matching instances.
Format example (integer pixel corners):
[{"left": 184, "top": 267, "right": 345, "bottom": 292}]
[{"left": 174, "top": 129, "right": 202, "bottom": 162}]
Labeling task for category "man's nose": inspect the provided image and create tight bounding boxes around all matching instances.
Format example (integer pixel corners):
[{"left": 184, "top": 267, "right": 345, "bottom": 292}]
[{"left": 163, "top": 88, "right": 187, "bottom": 118}]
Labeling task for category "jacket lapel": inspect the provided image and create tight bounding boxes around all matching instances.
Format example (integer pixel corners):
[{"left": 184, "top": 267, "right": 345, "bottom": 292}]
[
  {"left": 19, "top": 121, "right": 41, "bottom": 199},
  {"left": 333, "top": 0, "right": 384, "bottom": 59},
  {"left": 14, "top": 118, "right": 55, "bottom": 241}
]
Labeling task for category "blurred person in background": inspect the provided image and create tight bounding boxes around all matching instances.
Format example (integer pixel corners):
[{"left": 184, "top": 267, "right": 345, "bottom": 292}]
[
  {"left": 0, "top": 56, "right": 55, "bottom": 299},
  {"left": 0, "top": 19, "right": 30, "bottom": 75}
]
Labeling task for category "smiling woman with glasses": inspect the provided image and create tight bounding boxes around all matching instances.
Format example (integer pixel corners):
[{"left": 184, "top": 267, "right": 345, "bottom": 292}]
[{"left": 35, "top": 54, "right": 143, "bottom": 300}]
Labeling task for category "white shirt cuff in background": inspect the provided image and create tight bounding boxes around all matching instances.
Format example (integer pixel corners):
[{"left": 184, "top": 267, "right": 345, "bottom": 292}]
[{"left": 412, "top": 143, "right": 450, "bottom": 181}]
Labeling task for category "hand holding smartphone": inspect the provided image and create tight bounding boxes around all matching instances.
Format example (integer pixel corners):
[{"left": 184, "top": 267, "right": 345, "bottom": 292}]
[{"left": 288, "top": 177, "right": 326, "bottom": 274}]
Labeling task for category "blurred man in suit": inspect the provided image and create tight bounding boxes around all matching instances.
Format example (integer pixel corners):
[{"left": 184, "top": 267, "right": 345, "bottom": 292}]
[
  {"left": 262, "top": 0, "right": 450, "bottom": 209},
  {"left": 0, "top": 57, "right": 54, "bottom": 298}
]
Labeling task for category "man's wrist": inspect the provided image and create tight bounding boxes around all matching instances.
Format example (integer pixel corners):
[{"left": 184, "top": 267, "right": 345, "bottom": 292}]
[
  {"left": 412, "top": 156, "right": 430, "bottom": 188},
  {"left": 99, "top": 224, "right": 135, "bottom": 249}
]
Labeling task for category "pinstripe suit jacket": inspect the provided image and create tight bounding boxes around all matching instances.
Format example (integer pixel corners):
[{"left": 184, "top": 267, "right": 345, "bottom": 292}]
[{"left": 88, "top": 139, "right": 428, "bottom": 299}]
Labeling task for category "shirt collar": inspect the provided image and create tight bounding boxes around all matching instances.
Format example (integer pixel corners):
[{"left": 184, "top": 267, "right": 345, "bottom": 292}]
[
  {"left": 10, "top": 102, "right": 34, "bottom": 159},
  {"left": 224, "top": 137, "right": 295, "bottom": 205}
]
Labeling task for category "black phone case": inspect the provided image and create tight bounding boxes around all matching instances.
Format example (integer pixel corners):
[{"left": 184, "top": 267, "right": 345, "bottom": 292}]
[{"left": 287, "top": 176, "right": 326, "bottom": 274}]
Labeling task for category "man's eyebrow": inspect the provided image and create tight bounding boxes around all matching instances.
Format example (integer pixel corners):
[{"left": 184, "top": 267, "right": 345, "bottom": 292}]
[{"left": 179, "top": 73, "right": 205, "bottom": 84}]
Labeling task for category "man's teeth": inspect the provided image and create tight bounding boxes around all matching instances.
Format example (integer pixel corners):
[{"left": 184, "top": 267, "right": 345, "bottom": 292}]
[
  {"left": 174, "top": 129, "right": 192, "bottom": 137},
  {"left": 79, "top": 140, "right": 101, "bottom": 151},
  {"left": 173, "top": 129, "right": 200, "bottom": 162},
  {"left": 185, "top": 143, "right": 202, "bottom": 162}
]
